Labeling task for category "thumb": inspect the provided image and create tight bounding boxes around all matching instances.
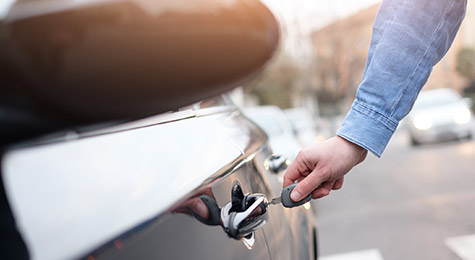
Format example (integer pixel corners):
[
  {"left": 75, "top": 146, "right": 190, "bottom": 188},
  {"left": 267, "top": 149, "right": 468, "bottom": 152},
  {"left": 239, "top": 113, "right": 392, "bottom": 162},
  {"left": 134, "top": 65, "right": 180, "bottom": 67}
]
[{"left": 290, "top": 169, "right": 328, "bottom": 201}]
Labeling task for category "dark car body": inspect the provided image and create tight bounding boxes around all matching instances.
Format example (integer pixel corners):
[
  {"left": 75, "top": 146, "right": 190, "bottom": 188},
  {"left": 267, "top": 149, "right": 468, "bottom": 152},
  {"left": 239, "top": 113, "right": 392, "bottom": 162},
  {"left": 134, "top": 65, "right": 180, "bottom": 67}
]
[
  {"left": 0, "top": 0, "right": 279, "bottom": 144},
  {"left": 3, "top": 96, "right": 317, "bottom": 260},
  {"left": 0, "top": 0, "right": 317, "bottom": 259}
]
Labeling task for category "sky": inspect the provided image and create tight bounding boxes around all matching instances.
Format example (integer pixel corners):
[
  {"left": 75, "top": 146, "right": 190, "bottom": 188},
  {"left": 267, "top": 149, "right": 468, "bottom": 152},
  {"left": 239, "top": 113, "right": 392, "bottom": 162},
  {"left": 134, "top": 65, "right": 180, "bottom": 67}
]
[
  {"left": 1, "top": 0, "right": 381, "bottom": 27},
  {"left": 260, "top": 0, "right": 381, "bottom": 60},
  {"left": 263, "top": 0, "right": 381, "bottom": 34}
]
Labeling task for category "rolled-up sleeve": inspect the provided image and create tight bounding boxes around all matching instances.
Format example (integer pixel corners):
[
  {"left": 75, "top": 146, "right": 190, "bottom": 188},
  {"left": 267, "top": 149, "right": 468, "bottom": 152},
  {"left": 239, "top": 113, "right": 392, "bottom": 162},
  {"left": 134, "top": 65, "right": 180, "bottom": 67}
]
[{"left": 337, "top": 0, "right": 467, "bottom": 157}]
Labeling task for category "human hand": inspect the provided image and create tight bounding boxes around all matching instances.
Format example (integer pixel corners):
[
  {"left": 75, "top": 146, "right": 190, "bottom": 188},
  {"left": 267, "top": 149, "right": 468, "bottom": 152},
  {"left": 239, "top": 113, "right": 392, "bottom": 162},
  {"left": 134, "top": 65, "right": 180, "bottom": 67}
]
[
  {"left": 283, "top": 136, "right": 368, "bottom": 201},
  {"left": 174, "top": 186, "right": 215, "bottom": 219}
]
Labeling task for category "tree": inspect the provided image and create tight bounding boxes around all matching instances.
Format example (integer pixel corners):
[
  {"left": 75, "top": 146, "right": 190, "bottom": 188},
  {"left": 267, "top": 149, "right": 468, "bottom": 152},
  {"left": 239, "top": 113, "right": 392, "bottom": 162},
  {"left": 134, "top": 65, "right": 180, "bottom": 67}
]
[
  {"left": 246, "top": 52, "right": 300, "bottom": 108},
  {"left": 456, "top": 47, "right": 475, "bottom": 93}
]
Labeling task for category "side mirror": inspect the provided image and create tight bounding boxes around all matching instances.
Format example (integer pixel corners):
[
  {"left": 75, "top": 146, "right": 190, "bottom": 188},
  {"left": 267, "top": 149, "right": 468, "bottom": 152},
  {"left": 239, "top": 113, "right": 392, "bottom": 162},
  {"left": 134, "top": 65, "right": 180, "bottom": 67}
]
[{"left": 0, "top": 0, "right": 280, "bottom": 143}]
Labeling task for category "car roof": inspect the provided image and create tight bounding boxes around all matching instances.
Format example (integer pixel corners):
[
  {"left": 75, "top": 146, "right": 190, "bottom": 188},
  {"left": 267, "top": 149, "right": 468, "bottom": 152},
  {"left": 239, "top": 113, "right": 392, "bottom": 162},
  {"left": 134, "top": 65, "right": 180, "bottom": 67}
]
[{"left": 418, "top": 88, "right": 460, "bottom": 99}]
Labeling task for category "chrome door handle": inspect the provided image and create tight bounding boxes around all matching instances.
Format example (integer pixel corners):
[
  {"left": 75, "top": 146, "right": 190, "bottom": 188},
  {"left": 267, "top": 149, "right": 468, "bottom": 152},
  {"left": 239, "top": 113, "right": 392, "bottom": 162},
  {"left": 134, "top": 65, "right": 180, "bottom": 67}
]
[
  {"left": 221, "top": 194, "right": 268, "bottom": 241},
  {"left": 265, "top": 155, "right": 289, "bottom": 173}
]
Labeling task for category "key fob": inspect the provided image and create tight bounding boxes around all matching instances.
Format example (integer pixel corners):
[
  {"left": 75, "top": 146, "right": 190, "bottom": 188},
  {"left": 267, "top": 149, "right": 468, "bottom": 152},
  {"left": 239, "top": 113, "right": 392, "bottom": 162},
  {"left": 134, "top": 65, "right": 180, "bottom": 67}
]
[{"left": 281, "top": 183, "right": 312, "bottom": 208}]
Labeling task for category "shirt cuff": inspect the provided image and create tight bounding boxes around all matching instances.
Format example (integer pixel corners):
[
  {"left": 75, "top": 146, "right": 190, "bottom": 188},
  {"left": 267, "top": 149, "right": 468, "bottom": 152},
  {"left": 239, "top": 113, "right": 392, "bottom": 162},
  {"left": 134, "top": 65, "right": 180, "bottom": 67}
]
[{"left": 336, "top": 100, "right": 398, "bottom": 157}]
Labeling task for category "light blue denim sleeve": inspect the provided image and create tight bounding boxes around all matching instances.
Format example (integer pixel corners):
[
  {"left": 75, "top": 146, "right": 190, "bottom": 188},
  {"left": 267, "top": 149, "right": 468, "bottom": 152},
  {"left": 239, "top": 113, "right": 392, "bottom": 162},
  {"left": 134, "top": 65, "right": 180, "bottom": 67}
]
[{"left": 337, "top": 0, "right": 467, "bottom": 157}]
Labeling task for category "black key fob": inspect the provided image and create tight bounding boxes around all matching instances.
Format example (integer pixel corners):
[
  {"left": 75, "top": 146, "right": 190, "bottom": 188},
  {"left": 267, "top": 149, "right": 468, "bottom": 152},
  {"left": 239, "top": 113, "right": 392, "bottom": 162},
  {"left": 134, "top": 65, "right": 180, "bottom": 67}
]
[{"left": 281, "top": 183, "right": 312, "bottom": 208}]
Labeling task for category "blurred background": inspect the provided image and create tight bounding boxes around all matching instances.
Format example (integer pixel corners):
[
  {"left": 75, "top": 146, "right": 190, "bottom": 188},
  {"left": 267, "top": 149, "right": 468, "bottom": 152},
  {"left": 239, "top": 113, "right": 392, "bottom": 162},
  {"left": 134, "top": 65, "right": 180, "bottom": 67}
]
[{"left": 233, "top": 1, "right": 475, "bottom": 259}]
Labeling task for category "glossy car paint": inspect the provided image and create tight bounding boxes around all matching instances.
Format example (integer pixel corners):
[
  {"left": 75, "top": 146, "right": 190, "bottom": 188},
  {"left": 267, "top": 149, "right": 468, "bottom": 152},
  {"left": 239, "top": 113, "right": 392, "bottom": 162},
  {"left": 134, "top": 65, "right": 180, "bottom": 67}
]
[
  {"left": 0, "top": 0, "right": 315, "bottom": 259},
  {"left": 0, "top": 0, "right": 280, "bottom": 144},
  {"left": 3, "top": 102, "right": 316, "bottom": 260},
  {"left": 250, "top": 145, "right": 314, "bottom": 260}
]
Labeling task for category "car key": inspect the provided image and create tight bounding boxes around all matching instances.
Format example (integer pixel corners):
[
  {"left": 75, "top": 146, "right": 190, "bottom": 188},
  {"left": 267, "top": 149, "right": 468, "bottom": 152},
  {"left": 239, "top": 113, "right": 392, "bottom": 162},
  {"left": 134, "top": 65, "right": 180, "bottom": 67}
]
[{"left": 267, "top": 183, "right": 312, "bottom": 208}]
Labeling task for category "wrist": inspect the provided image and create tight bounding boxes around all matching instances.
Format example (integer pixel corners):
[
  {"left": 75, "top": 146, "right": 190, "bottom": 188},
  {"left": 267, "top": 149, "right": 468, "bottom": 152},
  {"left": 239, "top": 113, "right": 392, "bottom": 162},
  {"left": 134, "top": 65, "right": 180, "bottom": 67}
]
[{"left": 336, "top": 135, "right": 368, "bottom": 163}]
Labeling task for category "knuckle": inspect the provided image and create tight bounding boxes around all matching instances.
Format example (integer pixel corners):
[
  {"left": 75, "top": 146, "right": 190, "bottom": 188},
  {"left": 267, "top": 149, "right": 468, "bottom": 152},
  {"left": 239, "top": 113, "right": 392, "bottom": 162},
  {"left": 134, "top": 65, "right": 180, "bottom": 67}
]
[
  {"left": 298, "top": 147, "right": 311, "bottom": 160},
  {"left": 321, "top": 188, "right": 330, "bottom": 196},
  {"left": 298, "top": 181, "right": 317, "bottom": 195},
  {"left": 323, "top": 181, "right": 333, "bottom": 189},
  {"left": 296, "top": 150, "right": 306, "bottom": 162},
  {"left": 319, "top": 166, "right": 333, "bottom": 180},
  {"left": 333, "top": 180, "right": 344, "bottom": 190},
  {"left": 332, "top": 185, "right": 342, "bottom": 190},
  {"left": 298, "top": 181, "right": 313, "bottom": 192}
]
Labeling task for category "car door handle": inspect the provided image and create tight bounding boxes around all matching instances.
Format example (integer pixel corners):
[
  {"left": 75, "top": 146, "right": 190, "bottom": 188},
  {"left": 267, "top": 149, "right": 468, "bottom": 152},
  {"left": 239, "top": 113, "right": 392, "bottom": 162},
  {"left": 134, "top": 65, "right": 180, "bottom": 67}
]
[
  {"left": 265, "top": 154, "right": 289, "bottom": 173},
  {"left": 221, "top": 194, "right": 268, "bottom": 240}
]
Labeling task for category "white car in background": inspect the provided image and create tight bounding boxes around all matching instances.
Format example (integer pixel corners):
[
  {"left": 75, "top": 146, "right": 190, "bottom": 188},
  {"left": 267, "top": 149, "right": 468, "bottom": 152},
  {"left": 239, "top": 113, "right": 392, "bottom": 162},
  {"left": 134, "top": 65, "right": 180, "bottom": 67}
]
[
  {"left": 244, "top": 106, "right": 302, "bottom": 161},
  {"left": 407, "top": 88, "right": 473, "bottom": 146},
  {"left": 284, "top": 108, "right": 327, "bottom": 147}
]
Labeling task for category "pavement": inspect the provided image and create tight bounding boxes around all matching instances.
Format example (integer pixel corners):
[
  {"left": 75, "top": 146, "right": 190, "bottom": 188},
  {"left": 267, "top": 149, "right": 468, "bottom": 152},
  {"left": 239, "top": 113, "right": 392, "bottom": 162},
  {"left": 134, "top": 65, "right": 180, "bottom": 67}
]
[{"left": 314, "top": 127, "right": 475, "bottom": 260}]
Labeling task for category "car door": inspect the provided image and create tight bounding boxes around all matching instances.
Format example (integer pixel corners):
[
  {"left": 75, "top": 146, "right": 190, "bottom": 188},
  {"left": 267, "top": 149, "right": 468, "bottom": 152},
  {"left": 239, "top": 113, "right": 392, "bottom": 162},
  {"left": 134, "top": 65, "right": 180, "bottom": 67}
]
[
  {"left": 2, "top": 101, "right": 275, "bottom": 260},
  {"left": 223, "top": 111, "right": 316, "bottom": 260},
  {"left": 249, "top": 145, "right": 316, "bottom": 260},
  {"left": 185, "top": 102, "right": 316, "bottom": 260}
]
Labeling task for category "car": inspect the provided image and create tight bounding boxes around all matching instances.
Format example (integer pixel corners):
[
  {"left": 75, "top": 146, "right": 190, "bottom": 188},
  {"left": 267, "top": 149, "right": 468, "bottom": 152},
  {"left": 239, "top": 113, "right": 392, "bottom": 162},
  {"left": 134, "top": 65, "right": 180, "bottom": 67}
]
[
  {"left": 406, "top": 88, "right": 473, "bottom": 146},
  {"left": 2, "top": 96, "right": 317, "bottom": 260},
  {"left": 284, "top": 108, "right": 328, "bottom": 147},
  {"left": 0, "top": 0, "right": 317, "bottom": 259},
  {"left": 244, "top": 106, "right": 303, "bottom": 161}
]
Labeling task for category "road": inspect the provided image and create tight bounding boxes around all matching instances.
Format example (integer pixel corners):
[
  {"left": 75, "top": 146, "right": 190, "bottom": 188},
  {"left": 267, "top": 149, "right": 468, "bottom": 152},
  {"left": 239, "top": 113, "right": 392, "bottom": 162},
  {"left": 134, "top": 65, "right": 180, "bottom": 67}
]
[{"left": 314, "top": 129, "right": 475, "bottom": 260}]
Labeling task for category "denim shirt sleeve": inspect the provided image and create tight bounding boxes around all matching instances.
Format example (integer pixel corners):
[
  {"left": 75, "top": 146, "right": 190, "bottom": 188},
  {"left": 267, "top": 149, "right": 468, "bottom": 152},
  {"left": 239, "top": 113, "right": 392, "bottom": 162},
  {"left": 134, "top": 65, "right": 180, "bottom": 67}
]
[{"left": 337, "top": 0, "right": 467, "bottom": 157}]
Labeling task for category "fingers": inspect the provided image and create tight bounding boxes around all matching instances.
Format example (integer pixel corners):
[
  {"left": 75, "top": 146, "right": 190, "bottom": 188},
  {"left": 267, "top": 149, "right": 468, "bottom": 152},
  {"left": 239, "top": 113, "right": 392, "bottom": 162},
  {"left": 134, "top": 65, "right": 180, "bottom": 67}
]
[
  {"left": 311, "top": 181, "right": 335, "bottom": 199},
  {"left": 293, "top": 176, "right": 345, "bottom": 201},
  {"left": 308, "top": 178, "right": 344, "bottom": 199},
  {"left": 332, "top": 177, "right": 344, "bottom": 190},
  {"left": 283, "top": 136, "right": 366, "bottom": 202},
  {"left": 191, "top": 198, "right": 210, "bottom": 219},
  {"left": 178, "top": 197, "right": 210, "bottom": 219},
  {"left": 290, "top": 167, "right": 330, "bottom": 201},
  {"left": 283, "top": 150, "right": 312, "bottom": 188}
]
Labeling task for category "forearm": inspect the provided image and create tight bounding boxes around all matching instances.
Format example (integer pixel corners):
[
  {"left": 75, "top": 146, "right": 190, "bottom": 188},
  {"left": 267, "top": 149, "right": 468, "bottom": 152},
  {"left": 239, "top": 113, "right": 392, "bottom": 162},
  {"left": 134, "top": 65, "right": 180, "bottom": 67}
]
[{"left": 337, "top": 0, "right": 467, "bottom": 157}]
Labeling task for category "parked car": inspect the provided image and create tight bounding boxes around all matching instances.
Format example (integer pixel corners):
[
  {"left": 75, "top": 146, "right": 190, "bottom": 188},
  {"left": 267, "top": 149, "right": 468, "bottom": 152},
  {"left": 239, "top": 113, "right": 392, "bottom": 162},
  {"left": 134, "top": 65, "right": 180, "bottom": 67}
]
[
  {"left": 244, "top": 106, "right": 302, "bottom": 161},
  {"left": 406, "top": 88, "right": 473, "bottom": 146},
  {"left": 3, "top": 96, "right": 317, "bottom": 260},
  {"left": 284, "top": 108, "right": 327, "bottom": 147},
  {"left": 0, "top": 0, "right": 317, "bottom": 259}
]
